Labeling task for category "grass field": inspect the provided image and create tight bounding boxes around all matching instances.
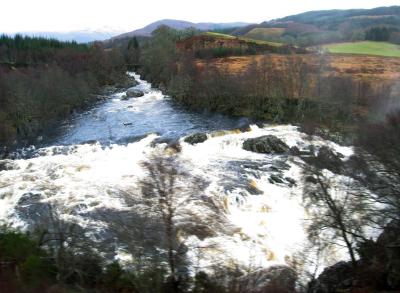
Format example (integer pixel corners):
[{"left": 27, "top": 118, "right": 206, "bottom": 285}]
[
  {"left": 204, "top": 32, "right": 282, "bottom": 47},
  {"left": 323, "top": 41, "right": 400, "bottom": 57},
  {"left": 204, "top": 32, "right": 236, "bottom": 39},
  {"left": 245, "top": 28, "right": 285, "bottom": 40}
]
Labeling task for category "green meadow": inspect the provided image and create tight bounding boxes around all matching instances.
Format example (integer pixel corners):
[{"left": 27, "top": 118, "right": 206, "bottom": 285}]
[{"left": 323, "top": 41, "right": 400, "bottom": 57}]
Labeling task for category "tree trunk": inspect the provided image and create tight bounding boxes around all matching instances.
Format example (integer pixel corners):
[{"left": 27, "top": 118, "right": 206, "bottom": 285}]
[
  {"left": 165, "top": 213, "right": 176, "bottom": 282},
  {"left": 341, "top": 227, "right": 357, "bottom": 267},
  {"left": 318, "top": 175, "right": 358, "bottom": 267}
]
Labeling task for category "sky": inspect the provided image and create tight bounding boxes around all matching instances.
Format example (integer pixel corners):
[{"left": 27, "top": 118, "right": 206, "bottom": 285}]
[{"left": 2, "top": 0, "right": 400, "bottom": 33}]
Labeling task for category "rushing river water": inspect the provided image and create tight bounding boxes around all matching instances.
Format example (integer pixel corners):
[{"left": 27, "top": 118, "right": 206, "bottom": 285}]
[{"left": 0, "top": 73, "right": 354, "bottom": 273}]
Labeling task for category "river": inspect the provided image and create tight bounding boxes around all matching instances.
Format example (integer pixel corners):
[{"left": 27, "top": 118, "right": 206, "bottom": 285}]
[{"left": 0, "top": 73, "right": 353, "bottom": 274}]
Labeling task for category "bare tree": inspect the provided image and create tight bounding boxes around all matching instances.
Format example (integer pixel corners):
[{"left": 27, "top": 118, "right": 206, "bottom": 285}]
[
  {"left": 302, "top": 154, "right": 375, "bottom": 267},
  {"left": 31, "top": 200, "right": 101, "bottom": 286},
  {"left": 354, "top": 110, "right": 400, "bottom": 223},
  {"left": 139, "top": 154, "right": 210, "bottom": 291}
]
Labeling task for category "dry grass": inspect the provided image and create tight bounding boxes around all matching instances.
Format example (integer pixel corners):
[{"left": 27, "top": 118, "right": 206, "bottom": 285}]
[
  {"left": 196, "top": 53, "right": 400, "bottom": 81},
  {"left": 203, "top": 31, "right": 283, "bottom": 47},
  {"left": 245, "top": 27, "right": 285, "bottom": 40},
  {"left": 204, "top": 31, "right": 236, "bottom": 39}
]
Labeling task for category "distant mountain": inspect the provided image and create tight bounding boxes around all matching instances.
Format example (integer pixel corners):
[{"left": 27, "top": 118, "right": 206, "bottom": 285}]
[
  {"left": 111, "top": 19, "right": 251, "bottom": 40},
  {"left": 8, "top": 29, "right": 124, "bottom": 43}
]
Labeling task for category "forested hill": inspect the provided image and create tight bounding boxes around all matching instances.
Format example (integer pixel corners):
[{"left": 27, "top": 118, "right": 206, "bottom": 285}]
[
  {"left": 232, "top": 6, "right": 400, "bottom": 45},
  {"left": 0, "top": 35, "right": 128, "bottom": 149},
  {"left": 110, "top": 19, "right": 251, "bottom": 39},
  {"left": 277, "top": 6, "right": 400, "bottom": 26}
]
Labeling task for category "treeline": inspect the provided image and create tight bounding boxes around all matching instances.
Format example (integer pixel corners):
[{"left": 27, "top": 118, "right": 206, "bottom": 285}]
[
  {"left": 0, "top": 34, "right": 87, "bottom": 66},
  {"left": 0, "top": 35, "right": 127, "bottom": 148}
]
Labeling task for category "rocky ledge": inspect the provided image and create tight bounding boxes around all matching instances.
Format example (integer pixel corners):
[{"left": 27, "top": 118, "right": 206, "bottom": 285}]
[
  {"left": 243, "top": 135, "right": 289, "bottom": 154},
  {"left": 184, "top": 133, "right": 208, "bottom": 145}
]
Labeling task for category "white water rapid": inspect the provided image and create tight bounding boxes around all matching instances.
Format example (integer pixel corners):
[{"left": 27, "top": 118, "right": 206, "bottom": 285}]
[{"left": 0, "top": 73, "right": 355, "bottom": 276}]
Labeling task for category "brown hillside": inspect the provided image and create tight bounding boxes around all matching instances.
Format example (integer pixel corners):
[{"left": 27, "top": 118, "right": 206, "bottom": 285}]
[
  {"left": 195, "top": 54, "right": 400, "bottom": 81},
  {"left": 177, "top": 35, "right": 251, "bottom": 51},
  {"left": 176, "top": 34, "right": 294, "bottom": 56}
]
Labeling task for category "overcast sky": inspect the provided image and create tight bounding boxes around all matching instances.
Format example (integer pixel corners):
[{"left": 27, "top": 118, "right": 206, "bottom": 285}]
[{"left": 2, "top": 0, "right": 400, "bottom": 33}]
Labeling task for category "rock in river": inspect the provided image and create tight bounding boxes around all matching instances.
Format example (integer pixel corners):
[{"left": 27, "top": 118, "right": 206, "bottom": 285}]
[
  {"left": 243, "top": 135, "right": 289, "bottom": 154},
  {"left": 302, "top": 146, "right": 344, "bottom": 174},
  {"left": 269, "top": 174, "right": 284, "bottom": 184},
  {"left": 184, "top": 133, "right": 208, "bottom": 145},
  {"left": 126, "top": 88, "right": 144, "bottom": 98}
]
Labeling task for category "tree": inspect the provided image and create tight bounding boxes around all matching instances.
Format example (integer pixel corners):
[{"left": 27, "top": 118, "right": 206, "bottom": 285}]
[
  {"left": 365, "top": 27, "right": 391, "bottom": 42},
  {"left": 140, "top": 26, "right": 179, "bottom": 86},
  {"left": 0, "top": 228, "right": 55, "bottom": 291},
  {"left": 302, "top": 147, "right": 376, "bottom": 268},
  {"left": 355, "top": 110, "right": 400, "bottom": 223},
  {"left": 30, "top": 200, "right": 103, "bottom": 287},
  {"left": 139, "top": 154, "right": 207, "bottom": 291},
  {"left": 128, "top": 37, "right": 139, "bottom": 50},
  {"left": 126, "top": 37, "right": 140, "bottom": 69}
]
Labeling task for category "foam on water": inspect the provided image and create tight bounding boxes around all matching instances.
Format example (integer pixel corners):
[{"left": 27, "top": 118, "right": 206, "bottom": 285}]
[{"left": 177, "top": 124, "right": 355, "bottom": 271}]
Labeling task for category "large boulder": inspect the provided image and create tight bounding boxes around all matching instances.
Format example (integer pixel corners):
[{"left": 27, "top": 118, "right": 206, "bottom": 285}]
[
  {"left": 237, "top": 265, "right": 297, "bottom": 293},
  {"left": 289, "top": 146, "right": 313, "bottom": 157},
  {"left": 116, "top": 78, "right": 139, "bottom": 89},
  {"left": 311, "top": 261, "right": 355, "bottom": 293},
  {"left": 151, "top": 137, "right": 182, "bottom": 153},
  {"left": 315, "top": 146, "right": 344, "bottom": 173},
  {"left": 243, "top": 135, "right": 289, "bottom": 154},
  {"left": 302, "top": 146, "right": 344, "bottom": 174},
  {"left": 376, "top": 220, "right": 400, "bottom": 289},
  {"left": 101, "top": 86, "right": 118, "bottom": 95},
  {"left": 126, "top": 88, "right": 144, "bottom": 98},
  {"left": 184, "top": 133, "right": 208, "bottom": 145},
  {"left": 238, "top": 123, "right": 252, "bottom": 133},
  {"left": 289, "top": 146, "right": 301, "bottom": 156}
]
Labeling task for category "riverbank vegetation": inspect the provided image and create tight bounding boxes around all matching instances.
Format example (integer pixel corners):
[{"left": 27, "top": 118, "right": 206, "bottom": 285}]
[{"left": 0, "top": 35, "right": 127, "bottom": 148}]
